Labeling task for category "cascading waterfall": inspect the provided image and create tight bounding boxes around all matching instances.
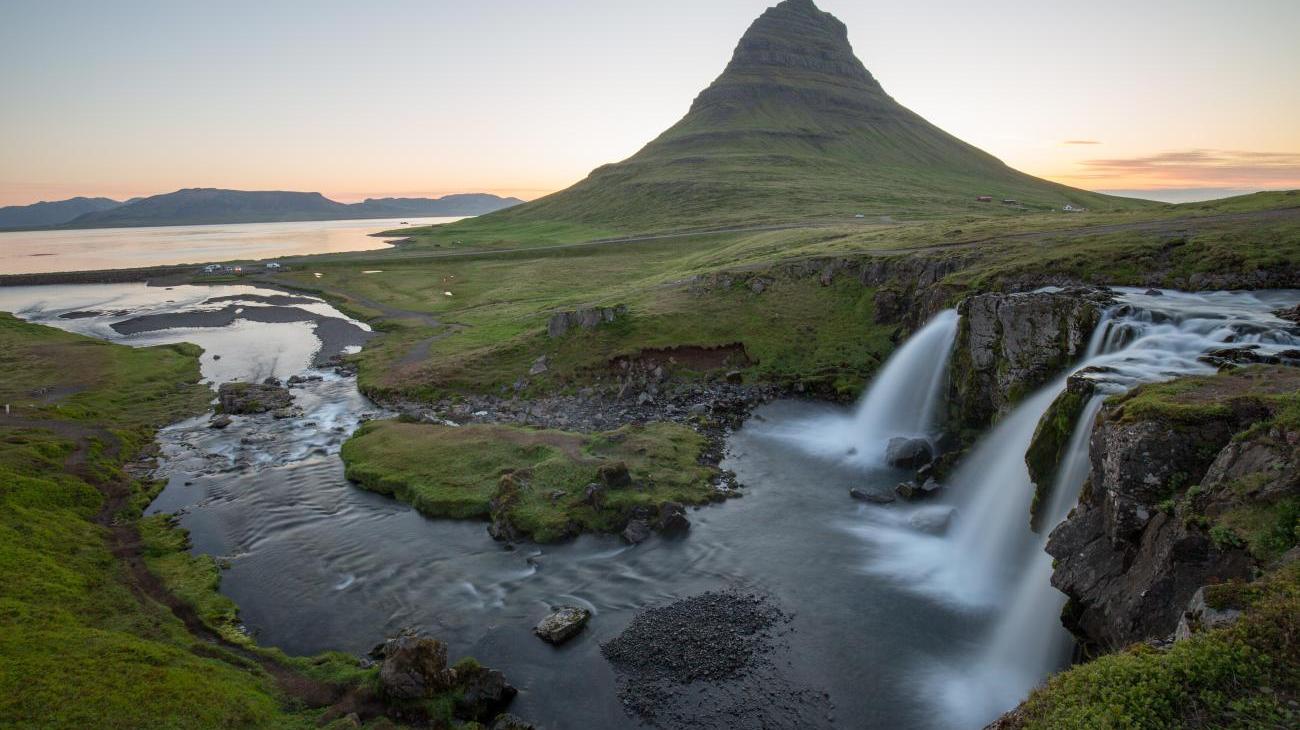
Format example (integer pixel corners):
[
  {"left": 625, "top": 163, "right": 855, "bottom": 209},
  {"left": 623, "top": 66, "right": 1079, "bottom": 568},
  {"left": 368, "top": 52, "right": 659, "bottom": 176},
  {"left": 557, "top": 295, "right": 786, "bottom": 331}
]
[
  {"left": 755, "top": 309, "right": 959, "bottom": 466},
  {"left": 853, "top": 308, "right": 960, "bottom": 441},
  {"left": 802, "top": 287, "right": 1300, "bottom": 728}
]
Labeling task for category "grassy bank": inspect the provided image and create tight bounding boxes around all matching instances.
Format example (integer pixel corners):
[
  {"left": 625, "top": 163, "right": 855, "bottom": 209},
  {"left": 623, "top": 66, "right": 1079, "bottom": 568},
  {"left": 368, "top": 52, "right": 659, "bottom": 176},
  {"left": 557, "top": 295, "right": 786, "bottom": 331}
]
[
  {"left": 342, "top": 420, "right": 720, "bottom": 542},
  {"left": 0, "top": 314, "right": 370, "bottom": 728}
]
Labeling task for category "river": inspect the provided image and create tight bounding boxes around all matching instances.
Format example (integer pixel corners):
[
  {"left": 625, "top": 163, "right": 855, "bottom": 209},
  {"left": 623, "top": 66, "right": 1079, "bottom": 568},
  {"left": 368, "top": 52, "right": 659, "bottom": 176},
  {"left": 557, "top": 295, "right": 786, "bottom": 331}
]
[
  {"left": 0, "top": 216, "right": 463, "bottom": 275},
  {"left": 1, "top": 282, "right": 1297, "bottom": 729}
]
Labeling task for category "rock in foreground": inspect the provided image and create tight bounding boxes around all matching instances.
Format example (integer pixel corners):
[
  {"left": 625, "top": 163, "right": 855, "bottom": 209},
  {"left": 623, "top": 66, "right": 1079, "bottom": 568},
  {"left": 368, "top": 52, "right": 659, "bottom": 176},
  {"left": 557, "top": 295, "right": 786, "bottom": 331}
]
[{"left": 534, "top": 606, "right": 591, "bottom": 645}]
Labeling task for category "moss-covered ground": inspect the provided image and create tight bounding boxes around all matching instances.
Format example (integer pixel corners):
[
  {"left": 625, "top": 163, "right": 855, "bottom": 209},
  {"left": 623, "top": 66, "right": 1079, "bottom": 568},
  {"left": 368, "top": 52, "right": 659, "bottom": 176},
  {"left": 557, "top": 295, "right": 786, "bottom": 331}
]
[
  {"left": 0, "top": 314, "right": 380, "bottom": 729},
  {"left": 342, "top": 420, "right": 719, "bottom": 543}
]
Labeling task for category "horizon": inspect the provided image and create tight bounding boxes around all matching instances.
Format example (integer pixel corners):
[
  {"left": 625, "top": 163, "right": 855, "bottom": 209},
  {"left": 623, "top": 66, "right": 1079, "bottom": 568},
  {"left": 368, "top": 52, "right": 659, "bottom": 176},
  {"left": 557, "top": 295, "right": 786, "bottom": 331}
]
[{"left": 2, "top": 0, "right": 1298, "bottom": 207}]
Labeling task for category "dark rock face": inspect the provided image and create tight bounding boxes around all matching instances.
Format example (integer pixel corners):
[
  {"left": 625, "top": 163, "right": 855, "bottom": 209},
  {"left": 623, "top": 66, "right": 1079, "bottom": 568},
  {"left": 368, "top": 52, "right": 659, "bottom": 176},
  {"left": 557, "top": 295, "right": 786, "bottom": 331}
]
[
  {"left": 1046, "top": 407, "right": 1258, "bottom": 651},
  {"left": 377, "top": 635, "right": 457, "bottom": 701},
  {"left": 534, "top": 606, "right": 592, "bottom": 645},
  {"left": 547, "top": 305, "right": 628, "bottom": 338},
  {"left": 622, "top": 519, "right": 652, "bottom": 545},
  {"left": 885, "top": 436, "right": 933, "bottom": 469},
  {"left": 949, "top": 288, "right": 1111, "bottom": 429},
  {"left": 657, "top": 502, "right": 691, "bottom": 534},
  {"left": 216, "top": 381, "right": 293, "bottom": 415},
  {"left": 454, "top": 665, "right": 518, "bottom": 721}
]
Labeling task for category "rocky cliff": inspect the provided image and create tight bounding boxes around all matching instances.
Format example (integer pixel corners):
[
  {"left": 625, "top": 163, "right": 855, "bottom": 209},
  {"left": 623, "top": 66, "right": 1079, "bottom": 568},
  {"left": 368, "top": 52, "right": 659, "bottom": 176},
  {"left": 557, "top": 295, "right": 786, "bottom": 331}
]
[
  {"left": 1046, "top": 366, "right": 1300, "bottom": 652},
  {"left": 946, "top": 288, "right": 1110, "bottom": 431}
]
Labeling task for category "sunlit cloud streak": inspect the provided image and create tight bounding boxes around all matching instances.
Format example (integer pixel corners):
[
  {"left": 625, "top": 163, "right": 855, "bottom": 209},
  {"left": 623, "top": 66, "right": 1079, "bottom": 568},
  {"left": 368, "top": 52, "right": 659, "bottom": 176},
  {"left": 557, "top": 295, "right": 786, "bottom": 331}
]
[{"left": 1074, "top": 149, "right": 1300, "bottom": 186}]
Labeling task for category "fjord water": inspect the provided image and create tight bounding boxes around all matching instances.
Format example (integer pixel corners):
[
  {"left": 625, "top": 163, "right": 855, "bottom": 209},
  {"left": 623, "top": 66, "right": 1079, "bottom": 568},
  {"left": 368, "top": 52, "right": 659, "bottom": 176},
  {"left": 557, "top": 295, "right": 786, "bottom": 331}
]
[
  {"left": 4, "top": 283, "right": 1298, "bottom": 729},
  {"left": 0, "top": 216, "right": 463, "bottom": 275}
]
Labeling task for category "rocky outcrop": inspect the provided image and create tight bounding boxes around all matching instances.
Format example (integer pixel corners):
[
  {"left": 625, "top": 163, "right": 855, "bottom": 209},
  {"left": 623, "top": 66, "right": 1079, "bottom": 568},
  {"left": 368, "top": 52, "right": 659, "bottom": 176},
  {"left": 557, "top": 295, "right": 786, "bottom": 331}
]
[
  {"left": 373, "top": 630, "right": 518, "bottom": 723},
  {"left": 1024, "top": 371, "right": 1102, "bottom": 531},
  {"left": 1044, "top": 381, "right": 1287, "bottom": 652},
  {"left": 948, "top": 288, "right": 1111, "bottom": 430},
  {"left": 377, "top": 634, "right": 458, "bottom": 701},
  {"left": 547, "top": 305, "right": 628, "bottom": 338},
  {"left": 216, "top": 381, "right": 294, "bottom": 414}
]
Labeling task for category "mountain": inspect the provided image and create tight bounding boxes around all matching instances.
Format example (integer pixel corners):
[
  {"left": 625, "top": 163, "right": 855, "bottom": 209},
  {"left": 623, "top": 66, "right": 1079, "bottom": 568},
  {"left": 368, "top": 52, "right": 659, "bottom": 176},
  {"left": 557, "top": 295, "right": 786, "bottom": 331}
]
[
  {"left": 352, "top": 194, "right": 525, "bottom": 217},
  {"left": 61, "top": 189, "right": 521, "bottom": 229},
  {"left": 0, "top": 197, "right": 122, "bottom": 228},
  {"left": 472, "top": 0, "right": 1150, "bottom": 233}
]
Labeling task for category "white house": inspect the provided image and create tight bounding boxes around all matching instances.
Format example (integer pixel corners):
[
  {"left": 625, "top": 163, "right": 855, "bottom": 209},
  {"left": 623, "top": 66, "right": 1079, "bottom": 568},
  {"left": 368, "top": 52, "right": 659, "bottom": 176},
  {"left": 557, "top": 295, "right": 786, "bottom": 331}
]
[{"left": 265, "top": 262, "right": 282, "bottom": 270}]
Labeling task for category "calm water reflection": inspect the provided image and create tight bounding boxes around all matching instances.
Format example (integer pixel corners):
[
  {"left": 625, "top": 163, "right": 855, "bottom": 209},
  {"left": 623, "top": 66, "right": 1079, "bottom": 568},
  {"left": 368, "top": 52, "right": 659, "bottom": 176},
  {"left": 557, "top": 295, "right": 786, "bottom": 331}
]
[{"left": 0, "top": 216, "right": 464, "bottom": 274}]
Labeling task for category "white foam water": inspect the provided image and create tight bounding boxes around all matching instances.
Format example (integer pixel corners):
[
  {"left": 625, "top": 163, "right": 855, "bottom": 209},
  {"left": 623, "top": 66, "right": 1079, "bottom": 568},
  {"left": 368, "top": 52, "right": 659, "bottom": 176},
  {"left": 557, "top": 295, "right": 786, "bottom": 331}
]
[{"left": 837, "top": 288, "right": 1300, "bottom": 728}]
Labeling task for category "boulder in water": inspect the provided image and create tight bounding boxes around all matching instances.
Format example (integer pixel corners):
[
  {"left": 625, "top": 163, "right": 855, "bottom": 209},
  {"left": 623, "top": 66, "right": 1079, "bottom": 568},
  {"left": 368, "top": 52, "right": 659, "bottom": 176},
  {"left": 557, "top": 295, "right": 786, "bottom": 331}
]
[
  {"left": 454, "top": 664, "right": 518, "bottom": 721},
  {"left": 885, "top": 437, "right": 933, "bottom": 469},
  {"left": 217, "top": 381, "right": 293, "bottom": 414},
  {"left": 209, "top": 414, "right": 232, "bottom": 429},
  {"left": 534, "top": 606, "right": 591, "bottom": 644},
  {"left": 657, "top": 502, "right": 690, "bottom": 534}
]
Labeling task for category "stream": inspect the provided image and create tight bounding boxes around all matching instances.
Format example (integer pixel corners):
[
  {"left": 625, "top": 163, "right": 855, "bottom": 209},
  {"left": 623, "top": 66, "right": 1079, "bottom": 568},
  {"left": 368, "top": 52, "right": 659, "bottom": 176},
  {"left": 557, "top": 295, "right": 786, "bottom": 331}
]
[{"left": 1, "top": 283, "right": 1297, "bottom": 729}]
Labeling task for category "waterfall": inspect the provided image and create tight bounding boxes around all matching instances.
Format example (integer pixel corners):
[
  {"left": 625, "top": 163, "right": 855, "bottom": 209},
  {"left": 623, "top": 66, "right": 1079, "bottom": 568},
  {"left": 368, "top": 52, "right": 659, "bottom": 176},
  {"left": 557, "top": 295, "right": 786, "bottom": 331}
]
[
  {"left": 929, "top": 288, "right": 1300, "bottom": 728},
  {"left": 852, "top": 308, "right": 960, "bottom": 441},
  {"left": 754, "top": 309, "right": 959, "bottom": 466},
  {"left": 795, "top": 287, "right": 1300, "bottom": 728}
]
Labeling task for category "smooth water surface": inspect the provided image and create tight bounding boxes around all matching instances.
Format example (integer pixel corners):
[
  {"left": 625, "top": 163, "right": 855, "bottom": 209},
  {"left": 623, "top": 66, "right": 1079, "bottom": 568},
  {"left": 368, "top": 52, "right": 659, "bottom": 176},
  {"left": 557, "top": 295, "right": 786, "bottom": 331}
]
[{"left": 0, "top": 216, "right": 464, "bottom": 274}]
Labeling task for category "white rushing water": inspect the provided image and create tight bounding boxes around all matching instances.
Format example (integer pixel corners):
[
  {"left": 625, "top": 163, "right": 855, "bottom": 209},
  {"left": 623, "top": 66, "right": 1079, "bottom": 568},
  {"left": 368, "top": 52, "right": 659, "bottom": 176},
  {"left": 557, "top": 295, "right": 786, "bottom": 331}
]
[
  {"left": 829, "top": 288, "right": 1300, "bottom": 728},
  {"left": 756, "top": 309, "right": 959, "bottom": 467}
]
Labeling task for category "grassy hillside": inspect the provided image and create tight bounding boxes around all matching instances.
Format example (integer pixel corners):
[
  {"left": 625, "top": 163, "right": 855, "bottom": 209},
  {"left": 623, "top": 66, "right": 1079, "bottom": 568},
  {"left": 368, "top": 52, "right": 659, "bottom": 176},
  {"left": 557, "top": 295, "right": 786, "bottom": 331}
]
[{"left": 0, "top": 315, "right": 368, "bottom": 729}]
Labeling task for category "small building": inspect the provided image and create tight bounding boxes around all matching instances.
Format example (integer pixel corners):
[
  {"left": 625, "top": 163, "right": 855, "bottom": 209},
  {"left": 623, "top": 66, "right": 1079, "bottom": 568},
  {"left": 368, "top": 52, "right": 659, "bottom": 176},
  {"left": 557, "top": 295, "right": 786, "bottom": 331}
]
[
  {"left": 201, "top": 264, "right": 220, "bottom": 274},
  {"left": 1062, "top": 204, "right": 1087, "bottom": 213},
  {"left": 976, "top": 196, "right": 993, "bottom": 203},
  {"left": 265, "top": 262, "right": 281, "bottom": 270},
  {"left": 854, "top": 213, "right": 866, "bottom": 219}
]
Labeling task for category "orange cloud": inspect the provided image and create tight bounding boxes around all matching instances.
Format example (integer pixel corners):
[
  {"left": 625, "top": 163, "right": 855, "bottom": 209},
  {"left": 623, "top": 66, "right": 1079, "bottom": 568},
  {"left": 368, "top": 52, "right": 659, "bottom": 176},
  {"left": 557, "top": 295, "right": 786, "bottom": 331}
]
[{"left": 1072, "top": 149, "right": 1300, "bottom": 187}]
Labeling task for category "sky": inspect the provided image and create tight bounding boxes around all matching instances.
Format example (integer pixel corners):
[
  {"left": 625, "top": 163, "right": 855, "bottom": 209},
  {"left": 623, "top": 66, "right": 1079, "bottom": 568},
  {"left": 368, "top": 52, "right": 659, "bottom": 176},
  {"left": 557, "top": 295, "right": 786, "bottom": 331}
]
[{"left": 1, "top": 0, "right": 1298, "bottom": 206}]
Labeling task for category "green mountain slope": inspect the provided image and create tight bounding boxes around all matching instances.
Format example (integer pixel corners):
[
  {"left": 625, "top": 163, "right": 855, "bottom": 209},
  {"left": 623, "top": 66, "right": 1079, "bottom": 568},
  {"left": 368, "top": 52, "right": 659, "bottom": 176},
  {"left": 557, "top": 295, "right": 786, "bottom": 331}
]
[{"left": 452, "top": 0, "right": 1151, "bottom": 237}]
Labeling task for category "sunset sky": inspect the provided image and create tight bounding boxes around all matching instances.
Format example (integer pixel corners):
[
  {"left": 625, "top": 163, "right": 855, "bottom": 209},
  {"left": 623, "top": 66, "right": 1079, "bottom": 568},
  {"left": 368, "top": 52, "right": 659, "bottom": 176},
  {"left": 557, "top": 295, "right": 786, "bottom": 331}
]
[{"left": 1, "top": 0, "right": 1297, "bottom": 206}]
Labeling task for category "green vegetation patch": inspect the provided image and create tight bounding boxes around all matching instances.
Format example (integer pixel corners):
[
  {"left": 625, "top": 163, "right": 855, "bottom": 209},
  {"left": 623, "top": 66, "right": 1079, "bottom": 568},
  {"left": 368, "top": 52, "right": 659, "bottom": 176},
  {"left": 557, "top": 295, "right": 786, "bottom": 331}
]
[
  {"left": 1113, "top": 366, "right": 1300, "bottom": 428},
  {"left": 0, "top": 314, "right": 323, "bottom": 728},
  {"left": 341, "top": 420, "right": 720, "bottom": 542},
  {"left": 1024, "top": 388, "right": 1088, "bottom": 531},
  {"left": 1010, "top": 563, "right": 1300, "bottom": 729}
]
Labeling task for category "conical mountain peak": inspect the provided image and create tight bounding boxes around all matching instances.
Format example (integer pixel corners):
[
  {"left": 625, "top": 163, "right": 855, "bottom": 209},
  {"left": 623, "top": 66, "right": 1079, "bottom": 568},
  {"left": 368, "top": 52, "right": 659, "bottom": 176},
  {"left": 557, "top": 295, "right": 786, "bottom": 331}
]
[
  {"left": 480, "top": 1, "right": 1139, "bottom": 231},
  {"left": 689, "top": 0, "right": 889, "bottom": 120}
]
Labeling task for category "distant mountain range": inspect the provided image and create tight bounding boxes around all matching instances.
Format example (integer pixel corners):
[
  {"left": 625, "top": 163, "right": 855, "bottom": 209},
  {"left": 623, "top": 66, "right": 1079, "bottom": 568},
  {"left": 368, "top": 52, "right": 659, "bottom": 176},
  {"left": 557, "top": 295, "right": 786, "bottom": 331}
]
[
  {"left": 0, "top": 189, "right": 523, "bottom": 230},
  {"left": 0, "top": 197, "right": 123, "bottom": 228}
]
